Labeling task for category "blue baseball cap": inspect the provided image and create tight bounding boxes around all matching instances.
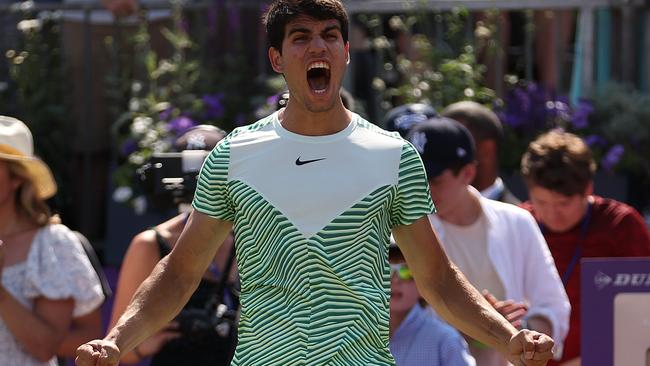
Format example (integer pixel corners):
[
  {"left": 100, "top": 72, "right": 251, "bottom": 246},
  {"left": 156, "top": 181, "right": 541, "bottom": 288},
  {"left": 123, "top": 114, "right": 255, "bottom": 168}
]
[
  {"left": 406, "top": 117, "right": 476, "bottom": 179},
  {"left": 384, "top": 103, "right": 438, "bottom": 137}
]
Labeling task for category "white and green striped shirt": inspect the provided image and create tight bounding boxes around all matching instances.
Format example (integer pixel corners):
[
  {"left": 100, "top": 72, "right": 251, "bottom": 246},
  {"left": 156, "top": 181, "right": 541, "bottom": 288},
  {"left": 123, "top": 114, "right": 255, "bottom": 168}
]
[{"left": 193, "top": 111, "right": 435, "bottom": 365}]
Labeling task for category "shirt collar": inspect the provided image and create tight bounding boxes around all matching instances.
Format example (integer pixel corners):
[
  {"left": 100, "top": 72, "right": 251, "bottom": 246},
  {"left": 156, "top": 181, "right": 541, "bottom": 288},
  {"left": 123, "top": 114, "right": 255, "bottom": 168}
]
[{"left": 480, "top": 177, "right": 504, "bottom": 201}]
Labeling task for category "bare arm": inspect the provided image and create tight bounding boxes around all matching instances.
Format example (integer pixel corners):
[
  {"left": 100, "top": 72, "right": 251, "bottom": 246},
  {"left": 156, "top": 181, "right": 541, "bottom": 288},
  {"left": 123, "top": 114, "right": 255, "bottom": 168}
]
[
  {"left": 58, "top": 308, "right": 103, "bottom": 358},
  {"left": 76, "top": 210, "right": 233, "bottom": 365},
  {"left": 0, "top": 288, "right": 74, "bottom": 361},
  {"left": 392, "top": 217, "right": 554, "bottom": 365},
  {"left": 0, "top": 241, "right": 74, "bottom": 362}
]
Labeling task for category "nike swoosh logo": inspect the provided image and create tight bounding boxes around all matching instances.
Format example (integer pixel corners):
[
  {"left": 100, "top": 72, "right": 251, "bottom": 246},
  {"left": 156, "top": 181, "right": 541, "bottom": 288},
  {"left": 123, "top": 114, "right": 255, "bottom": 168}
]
[{"left": 295, "top": 157, "right": 326, "bottom": 166}]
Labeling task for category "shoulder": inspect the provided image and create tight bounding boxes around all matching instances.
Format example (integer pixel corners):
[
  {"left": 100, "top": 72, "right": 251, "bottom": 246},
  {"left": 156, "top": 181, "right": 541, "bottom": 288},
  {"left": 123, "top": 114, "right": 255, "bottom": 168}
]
[
  {"left": 37, "top": 223, "right": 81, "bottom": 248},
  {"left": 482, "top": 195, "right": 537, "bottom": 224},
  {"left": 225, "top": 115, "right": 275, "bottom": 143},
  {"left": 593, "top": 196, "right": 644, "bottom": 225},
  {"left": 354, "top": 115, "right": 411, "bottom": 149},
  {"left": 126, "top": 228, "right": 164, "bottom": 258}
]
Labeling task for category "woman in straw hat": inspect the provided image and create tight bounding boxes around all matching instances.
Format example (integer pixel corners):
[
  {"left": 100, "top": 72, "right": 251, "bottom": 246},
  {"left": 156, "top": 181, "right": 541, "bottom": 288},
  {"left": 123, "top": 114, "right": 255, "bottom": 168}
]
[{"left": 0, "top": 115, "right": 105, "bottom": 365}]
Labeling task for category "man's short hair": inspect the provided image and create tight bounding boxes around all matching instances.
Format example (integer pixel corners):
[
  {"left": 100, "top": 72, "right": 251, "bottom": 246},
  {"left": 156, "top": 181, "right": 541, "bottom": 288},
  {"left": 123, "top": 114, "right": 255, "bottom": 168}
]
[
  {"left": 263, "top": 0, "right": 349, "bottom": 52},
  {"left": 441, "top": 101, "right": 503, "bottom": 144},
  {"left": 521, "top": 130, "right": 597, "bottom": 196}
]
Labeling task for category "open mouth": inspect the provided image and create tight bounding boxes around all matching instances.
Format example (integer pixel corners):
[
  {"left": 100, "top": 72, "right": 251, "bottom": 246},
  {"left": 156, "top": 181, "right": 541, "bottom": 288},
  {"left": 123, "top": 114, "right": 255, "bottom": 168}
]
[{"left": 307, "top": 61, "right": 331, "bottom": 94}]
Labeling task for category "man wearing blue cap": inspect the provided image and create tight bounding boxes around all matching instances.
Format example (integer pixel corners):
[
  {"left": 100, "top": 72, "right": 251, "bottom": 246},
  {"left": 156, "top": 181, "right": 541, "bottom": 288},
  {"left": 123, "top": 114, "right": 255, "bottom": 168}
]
[{"left": 408, "top": 117, "right": 570, "bottom": 366}]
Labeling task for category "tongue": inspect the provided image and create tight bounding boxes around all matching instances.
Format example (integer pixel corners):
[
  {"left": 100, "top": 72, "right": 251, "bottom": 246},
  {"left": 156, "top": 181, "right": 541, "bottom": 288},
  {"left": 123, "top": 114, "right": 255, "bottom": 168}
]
[{"left": 308, "top": 74, "right": 328, "bottom": 91}]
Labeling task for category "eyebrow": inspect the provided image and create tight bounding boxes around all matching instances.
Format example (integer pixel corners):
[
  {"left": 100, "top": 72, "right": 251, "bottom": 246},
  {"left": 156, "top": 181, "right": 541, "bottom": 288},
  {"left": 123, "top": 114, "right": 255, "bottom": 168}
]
[{"left": 287, "top": 24, "right": 342, "bottom": 38}]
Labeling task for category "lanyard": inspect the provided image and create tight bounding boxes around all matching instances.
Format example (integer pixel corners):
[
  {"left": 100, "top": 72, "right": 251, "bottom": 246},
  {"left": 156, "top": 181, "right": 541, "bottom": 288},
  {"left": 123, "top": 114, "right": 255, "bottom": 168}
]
[{"left": 540, "top": 202, "right": 593, "bottom": 287}]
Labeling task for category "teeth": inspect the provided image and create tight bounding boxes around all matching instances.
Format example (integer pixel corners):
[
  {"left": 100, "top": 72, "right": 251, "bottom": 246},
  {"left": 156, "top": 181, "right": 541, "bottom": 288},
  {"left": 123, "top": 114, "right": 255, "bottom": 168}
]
[{"left": 308, "top": 62, "right": 330, "bottom": 71}]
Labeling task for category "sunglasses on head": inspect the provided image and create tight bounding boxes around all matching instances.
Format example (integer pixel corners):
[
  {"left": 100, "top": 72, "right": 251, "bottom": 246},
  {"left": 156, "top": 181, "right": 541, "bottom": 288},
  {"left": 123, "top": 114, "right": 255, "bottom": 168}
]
[{"left": 390, "top": 263, "right": 413, "bottom": 281}]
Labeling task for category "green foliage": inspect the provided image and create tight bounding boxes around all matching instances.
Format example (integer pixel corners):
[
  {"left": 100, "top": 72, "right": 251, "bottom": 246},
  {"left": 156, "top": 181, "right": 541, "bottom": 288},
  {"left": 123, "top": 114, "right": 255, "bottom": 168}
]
[
  {"left": 359, "top": 8, "right": 498, "bottom": 115},
  {"left": 587, "top": 82, "right": 650, "bottom": 181},
  {"left": 108, "top": 2, "right": 276, "bottom": 212},
  {"left": 0, "top": 9, "right": 70, "bottom": 211}
]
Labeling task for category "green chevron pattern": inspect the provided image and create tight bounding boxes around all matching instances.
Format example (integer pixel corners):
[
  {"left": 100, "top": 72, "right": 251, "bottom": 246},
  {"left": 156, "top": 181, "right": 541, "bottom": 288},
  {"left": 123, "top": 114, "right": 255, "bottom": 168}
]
[{"left": 192, "top": 117, "right": 434, "bottom": 365}]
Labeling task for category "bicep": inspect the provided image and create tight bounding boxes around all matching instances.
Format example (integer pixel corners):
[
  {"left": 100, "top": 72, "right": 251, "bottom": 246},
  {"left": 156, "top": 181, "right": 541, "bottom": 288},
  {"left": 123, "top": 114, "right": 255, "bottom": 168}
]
[
  {"left": 167, "top": 210, "right": 233, "bottom": 279},
  {"left": 392, "top": 216, "right": 450, "bottom": 286}
]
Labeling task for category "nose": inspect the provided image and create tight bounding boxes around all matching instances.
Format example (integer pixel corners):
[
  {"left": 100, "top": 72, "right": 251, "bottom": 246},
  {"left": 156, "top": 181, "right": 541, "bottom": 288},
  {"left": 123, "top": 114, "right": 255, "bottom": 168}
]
[{"left": 309, "top": 36, "right": 327, "bottom": 53}]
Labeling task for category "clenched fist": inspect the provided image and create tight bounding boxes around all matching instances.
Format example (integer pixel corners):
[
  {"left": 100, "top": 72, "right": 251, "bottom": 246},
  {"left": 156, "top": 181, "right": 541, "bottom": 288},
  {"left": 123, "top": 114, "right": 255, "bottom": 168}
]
[
  {"left": 506, "top": 329, "right": 555, "bottom": 366},
  {"left": 75, "top": 339, "right": 121, "bottom": 366}
]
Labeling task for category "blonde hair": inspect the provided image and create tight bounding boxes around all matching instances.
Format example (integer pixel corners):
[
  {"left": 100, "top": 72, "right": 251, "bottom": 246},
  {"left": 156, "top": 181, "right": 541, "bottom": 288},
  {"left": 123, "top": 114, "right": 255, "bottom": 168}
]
[{"left": 7, "top": 160, "right": 59, "bottom": 226}]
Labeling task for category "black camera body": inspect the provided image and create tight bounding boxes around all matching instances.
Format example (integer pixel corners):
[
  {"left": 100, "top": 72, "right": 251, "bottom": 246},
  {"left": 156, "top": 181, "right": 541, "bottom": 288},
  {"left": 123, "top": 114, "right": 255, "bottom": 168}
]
[
  {"left": 176, "top": 304, "right": 238, "bottom": 339},
  {"left": 136, "top": 151, "right": 208, "bottom": 210}
]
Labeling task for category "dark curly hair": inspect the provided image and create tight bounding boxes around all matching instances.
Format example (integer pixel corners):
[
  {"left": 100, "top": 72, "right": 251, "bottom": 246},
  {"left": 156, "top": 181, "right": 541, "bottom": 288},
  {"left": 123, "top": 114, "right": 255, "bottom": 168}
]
[{"left": 262, "top": 0, "right": 349, "bottom": 52}]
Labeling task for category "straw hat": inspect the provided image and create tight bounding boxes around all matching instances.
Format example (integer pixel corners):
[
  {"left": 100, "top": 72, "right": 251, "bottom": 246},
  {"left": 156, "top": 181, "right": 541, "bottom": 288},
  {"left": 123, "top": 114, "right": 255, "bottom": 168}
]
[{"left": 0, "top": 116, "right": 57, "bottom": 199}]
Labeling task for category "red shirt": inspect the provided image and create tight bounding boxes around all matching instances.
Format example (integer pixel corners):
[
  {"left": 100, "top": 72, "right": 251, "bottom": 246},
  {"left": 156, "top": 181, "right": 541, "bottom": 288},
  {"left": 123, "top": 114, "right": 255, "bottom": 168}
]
[{"left": 521, "top": 196, "right": 650, "bottom": 364}]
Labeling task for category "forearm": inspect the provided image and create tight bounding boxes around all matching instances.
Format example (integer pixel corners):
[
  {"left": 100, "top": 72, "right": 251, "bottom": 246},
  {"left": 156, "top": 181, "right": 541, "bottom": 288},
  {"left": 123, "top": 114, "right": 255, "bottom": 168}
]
[
  {"left": 0, "top": 286, "right": 70, "bottom": 360},
  {"left": 106, "top": 256, "right": 199, "bottom": 357},
  {"left": 422, "top": 262, "right": 516, "bottom": 354}
]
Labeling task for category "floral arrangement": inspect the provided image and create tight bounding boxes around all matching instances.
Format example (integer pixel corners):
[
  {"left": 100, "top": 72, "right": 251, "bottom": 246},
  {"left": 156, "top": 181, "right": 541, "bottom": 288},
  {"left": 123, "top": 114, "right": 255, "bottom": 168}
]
[
  {"left": 360, "top": 8, "right": 498, "bottom": 114},
  {"left": 110, "top": 4, "right": 278, "bottom": 213},
  {"left": 496, "top": 81, "right": 649, "bottom": 184}
]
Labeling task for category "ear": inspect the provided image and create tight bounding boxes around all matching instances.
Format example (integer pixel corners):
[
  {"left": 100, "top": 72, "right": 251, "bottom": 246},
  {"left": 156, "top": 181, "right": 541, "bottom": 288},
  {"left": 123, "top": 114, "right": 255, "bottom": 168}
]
[
  {"left": 10, "top": 176, "right": 23, "bottom": 191},
  {"left": 268, "top": 47, "right": 284, "bottom": 74},
  {"left": 345, "top": 41, "right": 350, "bottom": 64},
  {"left": 461, "top": 162, "right": 477, "bottom": 185}
]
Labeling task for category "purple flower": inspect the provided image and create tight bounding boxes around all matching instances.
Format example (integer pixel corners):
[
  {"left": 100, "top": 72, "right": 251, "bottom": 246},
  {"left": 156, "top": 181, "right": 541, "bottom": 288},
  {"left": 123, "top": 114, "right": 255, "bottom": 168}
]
[
  {"left": 601, "top": 144, "right": 625, "bottom": 171},
  {"left": 121, "top": 138, "right": 138, "bottom": 156},
  {"left": 168, "top": 116, "right": 196, "bottom": 135},
  {"left": 159, "top": 107, "right": 173, "bottom": 121},
  {"left": 203, "top": 93, "right": 225, "bottom": 120},
  {"left": 584, "top": 134, "right": 608, "bottom": 148},
  {"left": 571, "top": 100, "right": 594, "bottom": 129},
  {"left": 267, "top": 94, "right": 280, "bottom": 107}
]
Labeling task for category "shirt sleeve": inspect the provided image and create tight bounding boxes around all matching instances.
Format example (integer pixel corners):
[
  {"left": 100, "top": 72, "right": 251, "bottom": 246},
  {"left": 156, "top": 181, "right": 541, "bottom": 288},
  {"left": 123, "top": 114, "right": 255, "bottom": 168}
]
[
  {"left": 390, "top": 141, "right": 436, "bottom": 227},
  {"left": 25, "top": 224, "right": 105, "bottom": 317},
  {"left": 192, "top": 138, "right": 236, "bottom": 221}
]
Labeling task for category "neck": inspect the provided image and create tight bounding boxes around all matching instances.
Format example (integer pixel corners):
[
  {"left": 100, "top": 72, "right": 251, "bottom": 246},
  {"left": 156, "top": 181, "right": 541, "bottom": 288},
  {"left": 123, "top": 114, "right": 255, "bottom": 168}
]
[
  {"left": 280, "top": 100, "right": 351, "bottom": 136},
  {"left": 438, "top": 186, "right": 482, "bottom": 226}
]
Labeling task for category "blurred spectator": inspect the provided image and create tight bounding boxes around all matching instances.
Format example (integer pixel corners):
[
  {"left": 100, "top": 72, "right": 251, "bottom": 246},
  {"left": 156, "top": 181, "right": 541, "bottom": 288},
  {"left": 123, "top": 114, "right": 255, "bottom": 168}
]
[
  {"left": 109, "top": 125, "right": 238, "bottom": 365},
  {"left": 383, "top": 103, "right": 437, "bottom": 138},
  {"left": 441, "top": 101, "right": 520, "bottom": 204},
  {"left": 0, "top": 115, "right": 104, "bottom": 365},
  {"left": 520, "top": 130, "right": 650, "bottom": 366},
  {"left": 389, "top": 238, "right": 475, "bottom": 366},
  {"left": 407, "top": 117, "right": 570, "bottom": 366}
]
